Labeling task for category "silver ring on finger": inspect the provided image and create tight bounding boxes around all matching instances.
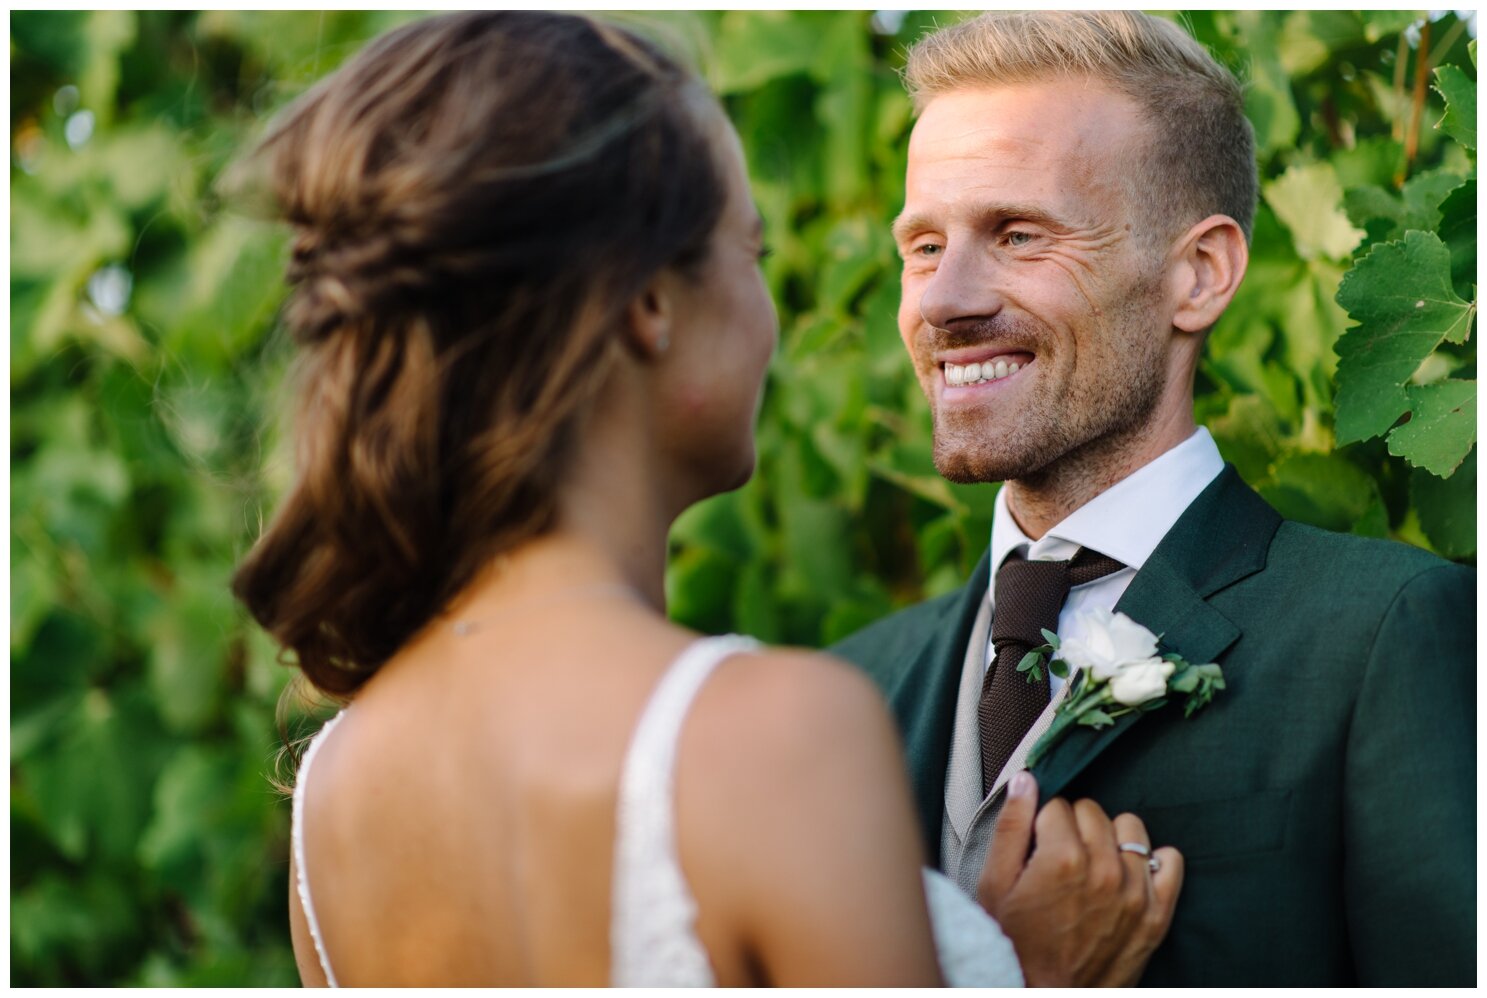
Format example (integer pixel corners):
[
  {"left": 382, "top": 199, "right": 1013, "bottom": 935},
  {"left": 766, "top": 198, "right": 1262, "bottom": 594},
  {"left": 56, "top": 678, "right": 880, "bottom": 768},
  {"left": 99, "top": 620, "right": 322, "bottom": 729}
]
[{"left": 1117, "top": 841, "right": 1152, "bottom": 859}]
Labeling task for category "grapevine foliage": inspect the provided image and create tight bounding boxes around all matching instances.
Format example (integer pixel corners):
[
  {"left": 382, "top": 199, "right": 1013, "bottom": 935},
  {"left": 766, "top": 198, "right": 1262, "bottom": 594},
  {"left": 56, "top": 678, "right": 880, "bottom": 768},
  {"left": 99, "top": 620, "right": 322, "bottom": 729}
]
[{"left": 9, "top": 11, "right": 1476, "bottom": 985}]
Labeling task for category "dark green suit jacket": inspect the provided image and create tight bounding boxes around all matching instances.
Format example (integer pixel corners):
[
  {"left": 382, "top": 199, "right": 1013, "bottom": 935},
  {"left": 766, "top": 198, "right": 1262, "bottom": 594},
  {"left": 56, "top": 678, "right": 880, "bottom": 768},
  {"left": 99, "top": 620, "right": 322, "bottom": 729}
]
[{"left": 832, "top": 467, "right": 1475, "bottom": 985}]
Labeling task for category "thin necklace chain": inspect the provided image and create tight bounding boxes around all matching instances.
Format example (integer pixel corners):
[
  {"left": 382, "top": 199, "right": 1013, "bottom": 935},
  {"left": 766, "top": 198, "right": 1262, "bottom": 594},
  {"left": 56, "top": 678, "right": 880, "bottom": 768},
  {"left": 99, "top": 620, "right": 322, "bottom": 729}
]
[{"left": 448, "top": 581, "right": 642, "bottom": 637}]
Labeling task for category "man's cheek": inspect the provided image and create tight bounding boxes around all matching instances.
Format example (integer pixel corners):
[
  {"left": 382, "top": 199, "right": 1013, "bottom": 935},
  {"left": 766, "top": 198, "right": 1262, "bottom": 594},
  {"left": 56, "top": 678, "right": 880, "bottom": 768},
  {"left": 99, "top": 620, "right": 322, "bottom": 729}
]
[{"left": 897, "top": 290, "right": 923, "bottom": 352}]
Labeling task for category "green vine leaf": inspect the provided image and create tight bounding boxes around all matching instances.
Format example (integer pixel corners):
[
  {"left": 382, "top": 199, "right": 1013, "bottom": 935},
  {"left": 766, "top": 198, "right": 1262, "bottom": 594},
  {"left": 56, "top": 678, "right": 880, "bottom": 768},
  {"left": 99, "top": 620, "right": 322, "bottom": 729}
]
[
  {"left": 1344, "top": 170, "right": 1461, "bottom": 246},
  {"left": 1437, "top": 179, "right": 1476, "bottom": 290},
  {"left": 1263, "top": 161, "right": 1365, "bottom": 260},
  {"left": 1434, "top": 65, "right": 1477, "bottom": 151},
  {"left": 1334, "top": 231, "right": 1476, "bottom": 445},
  {"left": 1412, "top": 448, "right": 1477, "bottom": 558},
  {"left": 1439, "top": 177, "right": 1475, "bottom": 288},
  {"left": 1387, "top": 379, "right": 1477, "bottom": 477}
]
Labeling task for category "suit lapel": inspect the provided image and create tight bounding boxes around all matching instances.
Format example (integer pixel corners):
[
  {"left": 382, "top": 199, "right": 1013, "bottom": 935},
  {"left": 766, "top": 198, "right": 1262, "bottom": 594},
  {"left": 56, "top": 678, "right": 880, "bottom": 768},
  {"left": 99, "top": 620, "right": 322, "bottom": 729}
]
[{"left": 1032, "top": 467, "right": 1281, "bottom": 799}]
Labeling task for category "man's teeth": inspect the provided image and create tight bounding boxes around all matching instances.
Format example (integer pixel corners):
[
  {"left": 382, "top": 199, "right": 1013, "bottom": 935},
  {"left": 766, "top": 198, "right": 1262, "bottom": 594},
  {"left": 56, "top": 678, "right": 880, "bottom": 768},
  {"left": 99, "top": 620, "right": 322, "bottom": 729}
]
[{"left": 945, "top": 359, "right": 1022, "bottom": 387}]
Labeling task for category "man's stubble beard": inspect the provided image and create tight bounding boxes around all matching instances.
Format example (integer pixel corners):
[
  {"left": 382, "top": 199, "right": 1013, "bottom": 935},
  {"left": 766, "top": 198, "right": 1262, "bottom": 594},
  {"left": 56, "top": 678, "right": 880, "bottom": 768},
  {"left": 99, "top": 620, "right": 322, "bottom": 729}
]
[
  {"left": 929, "top": 361, "right": 1168, "bottom": 486},
  {"left": 927, "top": 278, "right": 1170, "bottom": 488}
]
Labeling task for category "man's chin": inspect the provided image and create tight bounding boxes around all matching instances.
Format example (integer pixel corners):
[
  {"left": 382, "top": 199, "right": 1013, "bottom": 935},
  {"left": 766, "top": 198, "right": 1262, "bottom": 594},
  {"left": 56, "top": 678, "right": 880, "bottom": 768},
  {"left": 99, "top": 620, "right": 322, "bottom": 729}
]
[
  {"left": 931, "top": 444, "right": 1033, "bottom": 485},
  {"left": 929, "top": 405, "right": 1064, "bottom": 485}
]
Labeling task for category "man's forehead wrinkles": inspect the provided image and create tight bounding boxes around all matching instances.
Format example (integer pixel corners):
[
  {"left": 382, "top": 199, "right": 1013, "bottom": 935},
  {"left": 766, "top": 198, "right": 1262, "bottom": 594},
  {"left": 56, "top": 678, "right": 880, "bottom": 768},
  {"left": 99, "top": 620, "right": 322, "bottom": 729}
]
[
  {"left": 915, "top": 130, "right": 1048, "bottom": 160},
  {"left": 910, "top": 176, "right": 1076, "bottom": 217},
  {"left": 920, "top": 153, "right": 1047, "bottom": 173},
  {"left": 906, "top": 161, "right": 1053, "bottom": 205}
]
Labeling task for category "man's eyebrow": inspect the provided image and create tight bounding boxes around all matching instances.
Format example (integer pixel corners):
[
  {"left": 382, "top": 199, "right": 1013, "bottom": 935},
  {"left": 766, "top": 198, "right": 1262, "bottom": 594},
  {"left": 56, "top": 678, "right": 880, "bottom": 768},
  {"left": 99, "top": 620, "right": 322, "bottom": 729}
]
[
  {"left": 980, "top": 201, "right": 1071, "bottom": 230},
  {"left": 890, "top": 211, "right": 931, "bottom": 245},
  {"left": 891, "top": 202, "right": 1073, "bottom": 244}
]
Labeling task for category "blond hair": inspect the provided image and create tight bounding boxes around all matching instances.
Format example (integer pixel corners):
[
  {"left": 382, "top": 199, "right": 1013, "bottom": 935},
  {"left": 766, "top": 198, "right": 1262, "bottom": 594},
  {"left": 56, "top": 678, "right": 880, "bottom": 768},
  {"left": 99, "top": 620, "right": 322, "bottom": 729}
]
[{"left": 904, "top": 11, "right": 1256, "bottom": 243}]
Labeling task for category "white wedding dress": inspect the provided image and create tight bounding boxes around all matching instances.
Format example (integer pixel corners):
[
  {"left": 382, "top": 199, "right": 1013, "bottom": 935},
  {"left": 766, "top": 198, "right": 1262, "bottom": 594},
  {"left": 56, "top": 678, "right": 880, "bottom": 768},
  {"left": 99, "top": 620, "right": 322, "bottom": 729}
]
[{"left": 292, "top": 635, "right": 1023, "bottom": 987}]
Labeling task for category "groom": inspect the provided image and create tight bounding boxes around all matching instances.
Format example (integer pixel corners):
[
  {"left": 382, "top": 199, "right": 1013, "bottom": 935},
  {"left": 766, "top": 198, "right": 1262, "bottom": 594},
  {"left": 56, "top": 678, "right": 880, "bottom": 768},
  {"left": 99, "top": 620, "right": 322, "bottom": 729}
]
[{"left": 832, "top": 11, "right": 1474, "bottom": 986}]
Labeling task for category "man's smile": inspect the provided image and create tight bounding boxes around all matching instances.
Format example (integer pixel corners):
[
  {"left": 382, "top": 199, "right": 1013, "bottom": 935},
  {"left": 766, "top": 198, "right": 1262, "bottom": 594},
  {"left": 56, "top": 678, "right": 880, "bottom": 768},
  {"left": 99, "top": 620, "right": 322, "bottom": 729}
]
[{"left": 936, "top": 348, "right": 1036, "bottom": 391}]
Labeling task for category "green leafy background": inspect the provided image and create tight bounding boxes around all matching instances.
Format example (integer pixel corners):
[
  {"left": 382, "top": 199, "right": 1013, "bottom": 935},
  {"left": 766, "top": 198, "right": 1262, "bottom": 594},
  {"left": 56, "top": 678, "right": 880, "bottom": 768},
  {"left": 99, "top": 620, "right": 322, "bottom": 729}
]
[{"left": 10, "top": 11, "right": 1476, "bottom": 985}]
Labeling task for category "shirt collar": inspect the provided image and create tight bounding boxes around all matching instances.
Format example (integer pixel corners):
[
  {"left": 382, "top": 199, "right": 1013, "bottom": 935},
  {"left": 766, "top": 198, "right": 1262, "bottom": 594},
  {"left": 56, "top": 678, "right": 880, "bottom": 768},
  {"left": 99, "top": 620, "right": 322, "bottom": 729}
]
[{"left": 988, "top": 427, "right": 1225, "bottom": 575}]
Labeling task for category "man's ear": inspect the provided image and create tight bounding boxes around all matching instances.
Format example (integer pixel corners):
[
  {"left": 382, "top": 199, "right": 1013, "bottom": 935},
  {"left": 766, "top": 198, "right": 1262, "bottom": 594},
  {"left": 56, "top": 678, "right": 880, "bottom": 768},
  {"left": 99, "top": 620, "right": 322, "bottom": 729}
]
[
  {"left": 1169, "top": 215, "right": 1248, "bottom": 334},
  {"left": 622, "top": 273, "right": 675, "bottom": 361}
]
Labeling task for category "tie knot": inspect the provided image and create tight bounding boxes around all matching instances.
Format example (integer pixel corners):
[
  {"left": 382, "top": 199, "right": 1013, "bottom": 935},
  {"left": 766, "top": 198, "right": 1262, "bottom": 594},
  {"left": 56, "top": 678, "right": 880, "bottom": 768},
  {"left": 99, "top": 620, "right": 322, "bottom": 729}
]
[
  {"left": 1068, "top": 547, "right": 1126, "bottom": 586},
  {"left": 991, "top": 547, "right": 1126, "bottom": 646},
  {"left": 992, "top": 557, "right": 1071, "bottom": 646}
]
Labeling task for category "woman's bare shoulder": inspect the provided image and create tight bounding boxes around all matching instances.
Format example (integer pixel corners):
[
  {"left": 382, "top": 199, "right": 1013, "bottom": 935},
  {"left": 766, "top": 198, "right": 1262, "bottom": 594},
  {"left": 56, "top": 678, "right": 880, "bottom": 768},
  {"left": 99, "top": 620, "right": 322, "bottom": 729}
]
[
  {"left": 678, "top": 645, "right": 937, "bottom": 985},
  {"left": 698, "top": 645, "right": 898, "bottom": 753},
  {"left": 710, "top": 644, "right": 889, "bottom": 710},
  {"left": 675, "top": 643, "right": 910, "bottom": 834}
]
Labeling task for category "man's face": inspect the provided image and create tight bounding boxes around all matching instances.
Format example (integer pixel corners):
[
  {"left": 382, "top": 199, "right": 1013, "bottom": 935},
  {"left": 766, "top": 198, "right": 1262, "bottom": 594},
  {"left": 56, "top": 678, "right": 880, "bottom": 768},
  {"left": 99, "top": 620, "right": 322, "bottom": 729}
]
[{"left": 894, "top": 80, "right": 1175, "bottom": 486}]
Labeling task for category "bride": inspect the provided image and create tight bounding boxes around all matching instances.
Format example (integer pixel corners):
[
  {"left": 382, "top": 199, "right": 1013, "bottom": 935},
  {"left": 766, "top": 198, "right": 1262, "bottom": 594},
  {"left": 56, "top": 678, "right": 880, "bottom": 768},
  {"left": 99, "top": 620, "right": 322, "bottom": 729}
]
[{"left": 233, "top": 11, "right": 1182, "bottom": 986}]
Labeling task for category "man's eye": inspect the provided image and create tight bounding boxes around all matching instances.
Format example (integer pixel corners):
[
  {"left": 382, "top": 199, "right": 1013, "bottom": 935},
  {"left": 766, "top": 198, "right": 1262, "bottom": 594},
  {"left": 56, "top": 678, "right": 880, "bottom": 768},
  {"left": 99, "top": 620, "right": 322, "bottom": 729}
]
[
  {"left": 916, "top": 243, "right": 943, "bottom": 257},
  {"left": 1006, "top": 231, "right": 1034, "bottom": 247}
]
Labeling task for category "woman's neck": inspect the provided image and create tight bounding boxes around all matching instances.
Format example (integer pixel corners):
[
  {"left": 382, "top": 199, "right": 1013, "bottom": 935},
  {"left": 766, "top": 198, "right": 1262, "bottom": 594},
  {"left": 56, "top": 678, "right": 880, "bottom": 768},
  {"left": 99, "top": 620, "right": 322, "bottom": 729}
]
[
  {"left": 544, "top": 359, "right": 691, "bottom": 614},
  {"left": 552, "top": 483, "right": 672, "bottom": 613},
  {"left": 445, "top": 528, "right": 659, "bottom": 631}
]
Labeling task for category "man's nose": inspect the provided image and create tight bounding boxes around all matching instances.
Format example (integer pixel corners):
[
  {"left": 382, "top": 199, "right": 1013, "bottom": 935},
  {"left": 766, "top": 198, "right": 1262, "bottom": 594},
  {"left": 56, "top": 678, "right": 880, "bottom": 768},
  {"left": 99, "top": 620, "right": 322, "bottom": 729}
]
[{"left": 917, "top": 245, "right": 1004, "bottom": 332}]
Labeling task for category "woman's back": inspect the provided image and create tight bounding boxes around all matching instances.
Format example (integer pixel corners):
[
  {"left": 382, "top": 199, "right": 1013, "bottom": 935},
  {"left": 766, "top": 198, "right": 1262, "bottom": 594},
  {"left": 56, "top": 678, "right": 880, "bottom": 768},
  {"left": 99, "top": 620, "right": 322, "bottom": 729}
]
[{"left": 290, "top": 591, "right": 940, "bottom": 986}]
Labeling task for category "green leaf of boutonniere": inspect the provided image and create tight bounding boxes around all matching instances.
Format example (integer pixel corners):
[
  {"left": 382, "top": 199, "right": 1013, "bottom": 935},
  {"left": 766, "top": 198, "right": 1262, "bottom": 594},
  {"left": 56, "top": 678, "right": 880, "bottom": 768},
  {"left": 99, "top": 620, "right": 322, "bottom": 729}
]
[
  {"left": 1018, "top": 642, "right": 1060, "bottom": 684},
  {"left": 1040, "top": 628, "right": 1061, "bottom": 649},
  {"left": 1079, "top": 708, "right": 1115, "bottom": 728},
  {"left": 1017, "top": 650, "right": 1044, "bottom": 682},
  {"left": 1049, "top": 657, "right": 1069, "bottom": 679},
  {"left": 1169, "top": 669, "right": 1200, "bottom": 693}
]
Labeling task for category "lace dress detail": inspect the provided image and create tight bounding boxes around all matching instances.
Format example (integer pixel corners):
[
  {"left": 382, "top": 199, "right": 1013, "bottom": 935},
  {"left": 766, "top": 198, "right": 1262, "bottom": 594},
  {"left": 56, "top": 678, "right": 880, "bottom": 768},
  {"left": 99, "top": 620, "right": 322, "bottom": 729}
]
[
  {"left": 610, "top": 634, "right": 761, "bottom": 986},
  {"left": 922, "top": 867, "right": 1024, "bottom": 986}
]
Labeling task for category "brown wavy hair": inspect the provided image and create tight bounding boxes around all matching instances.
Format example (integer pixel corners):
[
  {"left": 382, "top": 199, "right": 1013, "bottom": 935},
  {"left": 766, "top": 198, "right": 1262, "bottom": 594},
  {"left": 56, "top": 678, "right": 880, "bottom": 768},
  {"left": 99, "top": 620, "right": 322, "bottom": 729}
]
[{"left": 232, "top": 11, "right": 726, "bottom": 697}]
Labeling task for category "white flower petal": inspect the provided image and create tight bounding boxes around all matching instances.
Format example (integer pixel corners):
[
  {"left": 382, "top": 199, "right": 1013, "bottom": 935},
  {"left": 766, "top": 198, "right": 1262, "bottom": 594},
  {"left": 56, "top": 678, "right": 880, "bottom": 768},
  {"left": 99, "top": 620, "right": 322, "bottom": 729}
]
[
  {"left": 1108, "top": 659, "right": 1175, "bottom": 706},
  {"left": 1054, "top": 607, "right": 1165, "bottom": 688},
  {"left": 1058, "top": 635, "right": 1099, "bottom": 672},
  {"left": 1106, "top": 611, "right": 1160, "bottom": 661}
]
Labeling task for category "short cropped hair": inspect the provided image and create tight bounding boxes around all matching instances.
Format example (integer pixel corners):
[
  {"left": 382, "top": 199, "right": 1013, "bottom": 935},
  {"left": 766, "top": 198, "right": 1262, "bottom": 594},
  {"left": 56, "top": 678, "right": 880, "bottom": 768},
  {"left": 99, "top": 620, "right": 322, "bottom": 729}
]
[{"left": 904, "top": 11, "right": 1257, "bottom": 243}]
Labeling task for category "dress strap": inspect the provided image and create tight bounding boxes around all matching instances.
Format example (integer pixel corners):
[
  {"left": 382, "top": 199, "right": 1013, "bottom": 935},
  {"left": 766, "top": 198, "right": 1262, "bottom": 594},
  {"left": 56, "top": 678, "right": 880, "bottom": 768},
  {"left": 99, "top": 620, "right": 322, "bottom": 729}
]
[
  {"left": 292, "top": 711, "right": 348, "bottom": 988},
  {"left": 611, "top": 634, "right": 761, "bottom": 987}
]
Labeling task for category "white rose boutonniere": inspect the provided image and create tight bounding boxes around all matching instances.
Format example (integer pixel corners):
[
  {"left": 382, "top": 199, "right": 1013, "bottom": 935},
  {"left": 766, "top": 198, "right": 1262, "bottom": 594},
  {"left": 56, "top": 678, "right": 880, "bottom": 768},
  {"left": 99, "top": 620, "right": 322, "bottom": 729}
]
[
  {"left": 1057, "top": 610, "right": 1159, "bottom": 680},
  {"left": 1018, "top": 607, "right": 1226, "bottom": 768},
  {"left": 1107, "top": 659, "right": 1175, "bottom": 706}
]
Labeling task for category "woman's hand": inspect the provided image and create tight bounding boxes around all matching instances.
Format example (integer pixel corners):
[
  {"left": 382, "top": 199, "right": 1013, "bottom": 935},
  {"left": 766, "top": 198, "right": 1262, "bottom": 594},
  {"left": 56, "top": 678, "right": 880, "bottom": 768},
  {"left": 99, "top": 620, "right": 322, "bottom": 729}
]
[{"left": 978, "top": 772, "right": 1183, "bottom": 987}]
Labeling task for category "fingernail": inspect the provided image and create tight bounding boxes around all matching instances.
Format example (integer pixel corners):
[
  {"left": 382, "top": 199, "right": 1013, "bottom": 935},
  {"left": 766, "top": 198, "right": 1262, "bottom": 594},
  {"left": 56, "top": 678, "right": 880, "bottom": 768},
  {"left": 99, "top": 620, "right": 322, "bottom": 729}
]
[{"left": 1010, "top": 771, "right": 1035, "bottom": 798}]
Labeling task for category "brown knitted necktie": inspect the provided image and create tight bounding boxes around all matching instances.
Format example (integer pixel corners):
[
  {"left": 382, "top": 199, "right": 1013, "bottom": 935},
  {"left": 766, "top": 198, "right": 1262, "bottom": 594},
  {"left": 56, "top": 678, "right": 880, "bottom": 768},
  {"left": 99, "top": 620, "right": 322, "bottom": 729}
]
[{"left": 978, "top": 547, "right": 1126, "bottom": 795}]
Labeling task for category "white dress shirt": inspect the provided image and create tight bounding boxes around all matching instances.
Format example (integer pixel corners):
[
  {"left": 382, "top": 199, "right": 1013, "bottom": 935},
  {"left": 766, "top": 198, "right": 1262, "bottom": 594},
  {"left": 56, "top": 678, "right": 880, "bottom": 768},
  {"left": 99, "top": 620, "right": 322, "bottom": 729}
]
[
  {"left": 985, "top": 426, "right": 1228, "bottom": 695},
  {"left": 940, "top": 427, "right": 1225, "bottom": 893}
]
